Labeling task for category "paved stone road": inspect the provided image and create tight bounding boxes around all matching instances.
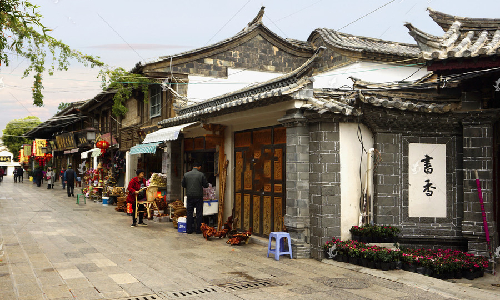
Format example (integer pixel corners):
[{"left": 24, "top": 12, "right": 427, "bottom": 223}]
[{"left": 0, "top": 176, "right": 498, "bottom": 300}]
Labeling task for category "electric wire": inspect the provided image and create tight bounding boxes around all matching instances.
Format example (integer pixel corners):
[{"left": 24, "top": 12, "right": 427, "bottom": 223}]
[
  {"left": 337, "top": 0, "right": 397, "bottom": 31},
  {"left": 205, "top": 0, "right": 251, "bottom": 46}
]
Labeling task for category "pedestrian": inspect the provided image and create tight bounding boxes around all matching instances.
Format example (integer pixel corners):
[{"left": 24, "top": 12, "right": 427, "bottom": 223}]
[
  {"left": 0, "top": 168, "right": 4, "bottom": 182},
  {"left": 181, "top": 161, "right": 209, "bottom": 234},
  {"left": 13, "top": 167, "right": 18, "bottom": 183},
  {"left": 33, "top": 167, "right": 43, "bottom": 187},
  {"left": 46, "top": 167, "right": 55, "bottom": 189},
  {"left": 126, "top": 169, "right": 148, "bottom": 227},
  {"left": 60, "top": 168, "right": 66, "bottom": 189},
  {"left": 64, "top": 164, "right": 75, "bottom": 197},
  {"left": 17, "top": 167, "right": 24, "bottom": 182}
]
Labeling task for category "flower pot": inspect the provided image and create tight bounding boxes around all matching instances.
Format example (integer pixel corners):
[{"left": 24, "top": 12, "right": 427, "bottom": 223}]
[
  {"left": 408, "top": 264, "right": 417, "bottom": 273},
  {"left": 361, "top": 258, "right": 369, "bottom": 268},
  {"left": 417, "top": 267, "right": 426, "bottom": 275},
  {"left": 348, "top": 256, "right": 357, "bottom": 265},
  {"left": 478, "top": 269, "right": 484, "bottom": 277},
  {"left": 424, "top": 268, "right": 433, "bottom": 277},
  {"left": 453, "top": 270, "right": 463, "bottom": 279},
  {"left": 375, "top": 262, "right": 381, "bottom": 269},
  {"left": 402, "top": 263, "right": 410, "bottom": 271},
  {"left": 367, "top": 261, "right": 375, "bottom": 269},
  {"left": 352, "top": 235, "right": 360, "bottom": 242},
  {"left": 380, "top": 262, "right": 391, "bottom": 271},
  {"left": 464, "top": 270, "right": 476, "bottom": 280}
]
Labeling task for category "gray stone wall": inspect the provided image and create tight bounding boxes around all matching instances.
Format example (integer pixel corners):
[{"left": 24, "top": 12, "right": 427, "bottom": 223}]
[
  {"left": 308, "top": 119, "right": 341, "bottom": 259},
  {"left": 462, "top": 119, "right": 498, "bottom": 256},
  {"left": 279, "top": 110, "right": 310, "bottom": 258},
  {"left": 168, "top": 35, "right": 309, "bottom": 77}
]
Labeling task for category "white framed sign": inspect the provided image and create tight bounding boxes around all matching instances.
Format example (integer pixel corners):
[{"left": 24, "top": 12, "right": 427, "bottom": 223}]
[{"left": 408, "top": 143, "right": 446, "bottom": 218}]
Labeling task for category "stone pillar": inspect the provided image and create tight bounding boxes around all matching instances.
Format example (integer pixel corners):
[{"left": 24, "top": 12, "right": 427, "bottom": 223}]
[
  {"left": 462, "top": 119, "right": 498, "bottom": 256},
  {"left": 309, "top": 119, "right": 341, "bottom": 260},
  {"left": 162, "top": 139, "right": 183, "bottom": 202},
  {"left": 279, "top": 110, "right": 310, "bottom": 258}
]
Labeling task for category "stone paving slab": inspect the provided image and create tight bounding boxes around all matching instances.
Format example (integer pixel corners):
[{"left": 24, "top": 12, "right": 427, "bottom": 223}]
[{"left": 0, "top": 177, "right": 499, "bottom": 299}]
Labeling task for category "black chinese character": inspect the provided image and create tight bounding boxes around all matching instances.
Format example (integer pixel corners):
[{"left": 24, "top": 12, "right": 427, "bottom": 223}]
[
  {"left": 421, "top": 154, "right": 434, "bottom": 174},
  {"left": 423, "top": 179, "right": 436, "bottom": 196}
]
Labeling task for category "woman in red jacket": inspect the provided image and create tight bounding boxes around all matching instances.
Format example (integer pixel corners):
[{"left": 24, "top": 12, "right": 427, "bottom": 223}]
[{"left": 127, "top": 169, "right": 147, "bottom": 227}]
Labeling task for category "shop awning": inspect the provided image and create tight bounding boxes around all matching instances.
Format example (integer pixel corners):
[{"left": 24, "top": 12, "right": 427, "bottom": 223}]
[
  {"left": 82, "top": 148, "right": 102, "bottom": 158},
  {"left": 142, "top": 122, "right": 198, "bottom": 144},
  {"left": 81, "top": 149, "right": 93, "bottom": 159},
  {"left": 130, "top": 142, "right": 161, "bottom": 155}
]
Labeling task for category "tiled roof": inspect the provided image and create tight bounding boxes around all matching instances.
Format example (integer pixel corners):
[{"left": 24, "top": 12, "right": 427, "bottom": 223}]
[
  {"left": 158, "top": 47, "right": 326, "bottom": 127},
  {"left": 406, "top": 8, "right": 500, "bottom": 60},
  {"left": 145, "top": 7, "right": 312, "bottom": 67},
  {"left": 309, "top": 28, "right": 420, "bottom": 57}
]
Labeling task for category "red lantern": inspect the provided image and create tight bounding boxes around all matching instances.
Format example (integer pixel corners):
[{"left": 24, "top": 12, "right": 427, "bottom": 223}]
[{"left": 96, "top": 140, "right": 110, "bottom": 154}]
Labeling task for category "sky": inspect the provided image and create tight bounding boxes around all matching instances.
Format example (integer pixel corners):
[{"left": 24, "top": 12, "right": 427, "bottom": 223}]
[{"left": 1, "top": 0, "right": 499, "bottom": 135}]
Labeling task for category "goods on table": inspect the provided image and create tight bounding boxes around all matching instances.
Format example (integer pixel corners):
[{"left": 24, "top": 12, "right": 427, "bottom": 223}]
[{"left": 148, "top": 173, "right": 167, "bottom": 187}]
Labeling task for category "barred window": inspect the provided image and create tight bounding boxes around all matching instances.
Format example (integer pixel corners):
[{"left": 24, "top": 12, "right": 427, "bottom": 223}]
[{"left": 150, "top": 85, "right": 161, "bottom": 118}]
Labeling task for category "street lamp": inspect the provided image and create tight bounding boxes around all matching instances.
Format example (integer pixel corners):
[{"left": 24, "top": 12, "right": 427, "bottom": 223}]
[{"left": 85, "top": 128, "right": 97, "bottom": 142}]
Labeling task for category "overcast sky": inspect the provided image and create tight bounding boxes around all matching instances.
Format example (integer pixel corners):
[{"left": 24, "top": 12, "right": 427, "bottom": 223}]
[{"left": 1, "top": 0, "right": 499, "bottom": 135}]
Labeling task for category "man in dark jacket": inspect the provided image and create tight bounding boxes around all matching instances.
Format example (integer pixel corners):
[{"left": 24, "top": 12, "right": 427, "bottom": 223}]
[
  {"left": 33, "top": 167, "right": 43, "bottom": 187},
  {"left": 181, "top": 162, "right": 209, "bottom": 234},
  {"left": 64, "top": 165, "right": 76, "bottom": 197}
]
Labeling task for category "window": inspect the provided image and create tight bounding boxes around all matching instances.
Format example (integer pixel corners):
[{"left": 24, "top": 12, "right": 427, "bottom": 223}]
[{"left": 150, "top": 85, "right": 161, "bottom": 118}]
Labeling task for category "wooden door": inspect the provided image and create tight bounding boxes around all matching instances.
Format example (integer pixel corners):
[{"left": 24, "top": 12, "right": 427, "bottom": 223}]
[{"left": 234, "top": 126, "right": 286, "bottom": 236}]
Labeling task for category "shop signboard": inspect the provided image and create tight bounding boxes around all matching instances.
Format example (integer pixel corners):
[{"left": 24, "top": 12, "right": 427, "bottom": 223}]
[
  {"left": 56, "top": 133, "right": 77, "bottom": 151},
  {"left": 75, "top": 132, "right": 90, "bottom": 148},
  {"left": 35, "top": 139, "right": 46, "bottom": 157},
  {"left": 0, "top": 156, "right": 11, "bottom": 162},
  {"left": 23, "top": 144, "right": 32, "bottom": 157},
  {"left": 49, "top": 140, "right": 57, "bottom": 151}
]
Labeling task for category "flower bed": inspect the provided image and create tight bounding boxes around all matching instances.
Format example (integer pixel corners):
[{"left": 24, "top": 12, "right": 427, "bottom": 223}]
[
  {"left": 349, "top": 224, "right": 400, "bottom": 243},
  {"left": 323, "top": 239, "right": 488, "bottom": 280}
]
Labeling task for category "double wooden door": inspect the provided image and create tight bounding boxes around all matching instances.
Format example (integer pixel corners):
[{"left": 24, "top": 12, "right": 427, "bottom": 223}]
[{"left": 233, "top": 126, "right": 286, "bottom": 236}]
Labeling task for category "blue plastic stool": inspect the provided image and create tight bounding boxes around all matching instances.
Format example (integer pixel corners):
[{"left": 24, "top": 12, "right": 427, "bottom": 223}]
[{"left": 267, "top": 232, "right": 293, "bottom": 261}]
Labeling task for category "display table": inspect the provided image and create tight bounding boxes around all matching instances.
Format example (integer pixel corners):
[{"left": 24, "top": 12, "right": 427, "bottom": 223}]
[{"left": 183, "top": 196, "right": 218, "bottom": 216}]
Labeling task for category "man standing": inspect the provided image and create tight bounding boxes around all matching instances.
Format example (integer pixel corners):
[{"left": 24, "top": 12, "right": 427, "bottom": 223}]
[
  {"left": 64, "top": 164, "right": 75, "bottom": 197},
  {"left": 182, "top": 162, "right": 209, "bottom": 234},
  {"left": 13, "top": 167, "right": 18, "bottom": 183}
]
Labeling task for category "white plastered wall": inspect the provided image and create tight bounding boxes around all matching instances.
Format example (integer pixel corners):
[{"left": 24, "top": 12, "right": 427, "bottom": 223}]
[
  {"left": 339, "top": 123, "right": 374, "bottom": 240},
  {"left": 314, "top": 61, "right": 430, "bottom": 89}
]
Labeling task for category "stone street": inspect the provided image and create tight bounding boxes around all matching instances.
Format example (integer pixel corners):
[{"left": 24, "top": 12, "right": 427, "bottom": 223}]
[{"left": 0, "top": 176, "right": 498, "bottom": 300}]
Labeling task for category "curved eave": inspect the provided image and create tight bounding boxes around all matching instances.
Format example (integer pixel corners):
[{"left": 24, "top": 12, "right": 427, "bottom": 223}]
[
  {"left": 428, "top": 7, "right": 500, "bottom": 32},
  {"left": 308, "top": 28, "right": 420, "bottom": 59}
]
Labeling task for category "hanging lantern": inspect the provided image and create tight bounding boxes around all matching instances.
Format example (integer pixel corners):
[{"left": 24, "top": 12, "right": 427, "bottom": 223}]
[
  {"left": 96, "top": 140, "right": 110, "bottom": 154},
  {"left": 45, "top": 153, "right": 53, "bottom": 160}
]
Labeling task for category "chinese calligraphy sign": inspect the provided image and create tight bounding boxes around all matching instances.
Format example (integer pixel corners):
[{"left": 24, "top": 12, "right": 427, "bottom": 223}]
[{"left": 409, "top": 143, "right": 446, "bottom": 218}]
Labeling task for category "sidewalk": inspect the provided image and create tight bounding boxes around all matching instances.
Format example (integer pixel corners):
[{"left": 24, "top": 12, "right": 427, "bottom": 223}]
[{"left": 0, "top": 176, "right": 498, "bottom": 299}]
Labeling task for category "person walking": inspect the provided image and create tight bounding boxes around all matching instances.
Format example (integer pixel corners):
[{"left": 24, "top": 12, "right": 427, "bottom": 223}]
[
  {"left": 0, "top": 168, "right": 4, "bottom": 182},
  {"left": 64, "top": 165, "right": 75, "bottom": 197},
  {"left": 60, "top": 168, "right": 66, "bottom": 189},
  {"left": 46, "top": 167, "right": 55, "bottom": 189},
  {"left": 126, "top": 169, "right": 148, "bottom": 227},
  {"left": 17, "top": 167, "right": 24, "bottom": 182},
  {"left": 181, "top": 161, "right": 209, "bottom": 234},
  {"left": 33, "top": 167, "right": 43, "bottom": 187}
]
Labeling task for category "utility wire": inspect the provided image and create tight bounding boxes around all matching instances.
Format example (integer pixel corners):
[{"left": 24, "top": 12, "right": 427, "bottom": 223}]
[
  {"left": 264, "top": 15, "right": 288, "bottom": 38},
  {"left": 337, "top": 0, "right": 397, "bottom": 31},
  {"left": 205, "top": 0, "right": 251, "bottom": 46},
  {"left": 97, "top": 12, "right": 145, "bottom": 62},
  {"left": 276, "top": 0, "right": 324, "bottom": 22}
]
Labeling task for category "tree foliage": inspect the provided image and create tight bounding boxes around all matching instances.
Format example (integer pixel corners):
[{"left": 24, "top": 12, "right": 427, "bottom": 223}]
[
  {"left": 99, "top": 67, "right": 155, "bottom": 117},
  {"left": 57, "top": 102, "right": 71, "bottom": 113},
  {"left": 2, "top": 116, "right": 41, "bottom": 161},
  {"left": 0, "top": 0, "right": 104, "bottom": 106}
]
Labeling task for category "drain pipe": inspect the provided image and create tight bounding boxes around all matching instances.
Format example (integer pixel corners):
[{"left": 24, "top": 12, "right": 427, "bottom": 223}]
[{"left": 367, "top": 148, "right": 375, "bottom": 225}]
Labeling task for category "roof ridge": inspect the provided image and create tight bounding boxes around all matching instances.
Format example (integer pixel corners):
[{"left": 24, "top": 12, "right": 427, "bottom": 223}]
[{"left": 427, "top": 7, "right": 500, "bottom": 32}]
